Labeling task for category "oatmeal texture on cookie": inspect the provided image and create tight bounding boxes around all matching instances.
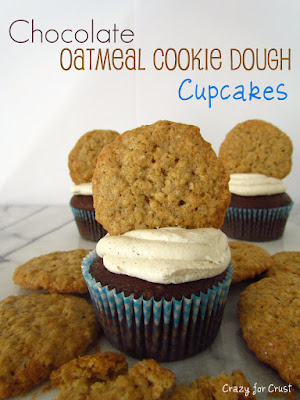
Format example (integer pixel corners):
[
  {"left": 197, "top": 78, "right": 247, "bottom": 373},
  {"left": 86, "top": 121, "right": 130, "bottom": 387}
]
[
  {"left": 51, "top": 352, "right": 128, "bottom": 400},
  {"left": 0, "top": 293, "right": 98, "bottom": 399},
  {"left": 93, "top": 120, "right": 230, "bottom": 235},
  {"left": 266, "top": 251, "right": 300, "bottom": 278},
  {"left": 219, "top": 119, "right": 293, "bottom": 179},
  {"left": 69, "top": 129, "right": 119, "bottom": 184},
  {"left": 52, "top": 354, "right": 175, "bottom": 400},
  {"left": 13, "top": 249, "right": 92, "bottom": 293},
  {"left": 238, "top": 275, "right": 300, "bottom": 388},
  {"left": 229, "top": 241, "right": 271, "bottom": 284},
  {"left": 89, "top": 359, "right": 175, "bottom": 400}
]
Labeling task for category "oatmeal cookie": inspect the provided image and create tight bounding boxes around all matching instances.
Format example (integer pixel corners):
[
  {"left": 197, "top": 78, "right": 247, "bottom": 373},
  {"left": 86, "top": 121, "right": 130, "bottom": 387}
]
[
  {"left": 93, "top": 120, "right": 230, "bottom": 235},
  {"left": 219, "top": 120, "right": 293, "bottom": 179},
  {"left": 0, "top": 293, "right": 98, "bottom": 398},
  {"left": 90, "top": 359, "right": 175, "bottom": 400},
  {"left": 167, "top": 370, "right": 256, "bottom": 399},
  {"left": 229, "top": 241, "right": 271, "bottom": 284},
  {"left": 51, "top": 352, "right": 128, "bottom": 400},
  {"left": 266, "top": 251, "right": 300, "bottom": 278},
  {"left": 52, "top": 355, "right": 175, "bottom": 400},
  {"left": 13, "top": 249, "right": 92, "bottom": 294},
  {"left": 69, "top": 129, "right": 119, "bottom": 184},
  {"left": 238, "top": 275, "right": 300, "bottom": 388}
]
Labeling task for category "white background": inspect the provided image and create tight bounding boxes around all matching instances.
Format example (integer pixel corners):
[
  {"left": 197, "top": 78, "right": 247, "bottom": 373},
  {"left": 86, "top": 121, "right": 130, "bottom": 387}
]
[{"left": 1, "top": 0, "right": 299, "bottom": 205}]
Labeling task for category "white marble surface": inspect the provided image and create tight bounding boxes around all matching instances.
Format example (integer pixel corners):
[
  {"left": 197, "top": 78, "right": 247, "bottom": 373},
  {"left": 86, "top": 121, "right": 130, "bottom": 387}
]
[{"left": 0, "top": 204, "right": 299, "bottom": 400}]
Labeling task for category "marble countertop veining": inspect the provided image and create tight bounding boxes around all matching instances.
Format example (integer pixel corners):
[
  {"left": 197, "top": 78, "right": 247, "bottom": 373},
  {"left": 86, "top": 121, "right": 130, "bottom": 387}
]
[{"left": 0, "top": 204, "right": 299, "bottom": 400}]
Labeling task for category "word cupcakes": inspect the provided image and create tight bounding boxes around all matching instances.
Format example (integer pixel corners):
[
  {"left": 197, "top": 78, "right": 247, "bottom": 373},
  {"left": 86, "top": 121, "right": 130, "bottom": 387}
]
[{"left": 82, "top": 120, "right": 233, "bottom": 361}]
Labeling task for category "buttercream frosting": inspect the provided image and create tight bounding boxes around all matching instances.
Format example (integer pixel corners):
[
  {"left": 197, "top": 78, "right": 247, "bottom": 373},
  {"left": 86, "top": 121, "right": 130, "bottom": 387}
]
[
  {"left": 71, "top": 182, "right": 93, "bottom": 196},
  {"left": 229, "top": 173, "right": 287, "bottom": 196},
  {"left": 96, "top": 227, "right": 230, "bottom": 284}
]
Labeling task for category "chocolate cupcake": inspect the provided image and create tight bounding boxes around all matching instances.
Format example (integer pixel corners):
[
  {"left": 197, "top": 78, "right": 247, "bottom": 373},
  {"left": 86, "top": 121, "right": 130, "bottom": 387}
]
[
  {"left": 69, "top": 182, "right": 107, "bottom": 241},
  {"left": 219, "top": 120, "right": 293, "bottom": 241},
  {"left": 68, "top": 129, "right": 119, "bottom": 241},
  {"left": 82, "top": 121, "right": 233, "bottom": 361},
  {"left": 222, "top": 173, "right": 293, "bottom": 241},
  {"left": 83, "top": 228, "right": 232, "bottom": 362}
]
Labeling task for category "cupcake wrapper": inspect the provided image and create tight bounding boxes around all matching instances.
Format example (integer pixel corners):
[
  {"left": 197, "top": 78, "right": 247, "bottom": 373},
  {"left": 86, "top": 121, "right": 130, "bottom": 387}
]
[
  {"left": 82, "top": 250, "right": 233, "bottom": 362},
  {"left": 70, "top": 206, "right": 107, "bottom": 242},
  {"left": 222, "top": 203, "right": 293, "bottom": 242}
]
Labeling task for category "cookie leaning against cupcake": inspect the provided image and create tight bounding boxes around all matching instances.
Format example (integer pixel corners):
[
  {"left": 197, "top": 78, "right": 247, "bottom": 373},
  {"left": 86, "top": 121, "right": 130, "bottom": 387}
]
[
  {"left": 82, "top": 120, "right": 233, "bottom": 362},
  {"left": 219, "top": 119, "right": 293, "bottom": 241},
  {"left": 68, "top": 129, "right": 119, "bottom": 241}
]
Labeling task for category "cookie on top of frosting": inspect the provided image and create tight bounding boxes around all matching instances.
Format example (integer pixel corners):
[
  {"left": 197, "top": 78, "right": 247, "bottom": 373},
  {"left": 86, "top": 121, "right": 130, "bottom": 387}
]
[
  {"left": 68, "top": 129, "right": 119, "bottom": 184},
  {"left": 219, "top": 119, "right": 293, "bottom": 179},
  {"left": 93, "top": 120, "right": 230, "bottom": 235}
]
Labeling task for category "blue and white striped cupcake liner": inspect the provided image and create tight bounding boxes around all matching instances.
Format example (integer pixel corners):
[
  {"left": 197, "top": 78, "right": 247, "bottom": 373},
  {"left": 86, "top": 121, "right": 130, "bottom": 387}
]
[
  {"left": 70, "top": 206, "right": 107, "bottom": 242},
  {"left": 223, "top": 203, "right": 293, "bottom": 241},
  {"left": 82, "top": 250, "right": 233, "bottom": 361}
]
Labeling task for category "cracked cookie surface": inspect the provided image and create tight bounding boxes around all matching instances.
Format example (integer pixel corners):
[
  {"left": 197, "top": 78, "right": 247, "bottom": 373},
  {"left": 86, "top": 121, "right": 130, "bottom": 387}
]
[
  {"left": 51, "top": 354, "right": 175, "bottom": 400},
  {"left": 51, "top": 352, "right": 128, "bottom": 400}
]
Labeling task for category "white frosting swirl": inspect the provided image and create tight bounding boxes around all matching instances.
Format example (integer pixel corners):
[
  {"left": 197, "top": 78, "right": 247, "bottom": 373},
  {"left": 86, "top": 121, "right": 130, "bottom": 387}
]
[
  {"left": 96, "top": 227, "right": 230, "bottom": 284},
  {"left": 71, "top": 182, "right": 93, "bottom": 196},
  {"left": 229, "top": 173, "right": 287, "bottom": 196}
]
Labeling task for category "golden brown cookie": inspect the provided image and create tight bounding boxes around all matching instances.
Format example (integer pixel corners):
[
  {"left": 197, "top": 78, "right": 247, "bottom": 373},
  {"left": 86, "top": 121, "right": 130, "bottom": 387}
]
[
  {"left": 219, "top": 120, "right": 293, "bottom": 179},
  {"left": 51, "top": 354, "right": 175, "bottom": 400},
  {"left": 0, "top": 293, "right": 99, "bottom": 398},
  {"left": 51, "top": 352, "right": 128, "bottom": 400},
  {"left": 167, "top": 370, "right": 256, "bottom": 400},
  {"left": 229, "top": 241, "right": 271, "bottom": 284},
  {"left": 13, "top": 249, "right": 92, "bottom": 294},
  {"left": 93, "top": 120, "right": 230, "bottom": 235},
  {"left": 238, "top": 275, "right": 300, "bottom": 388},
  {"left": 266, "top": 251, "right": 300, "bottom": 278},
  {"left": 69, "top": 129, "right": 119, "bottom": 184},
  {"left": 90, "top": 359, "right": 175, "bottom": 400}
]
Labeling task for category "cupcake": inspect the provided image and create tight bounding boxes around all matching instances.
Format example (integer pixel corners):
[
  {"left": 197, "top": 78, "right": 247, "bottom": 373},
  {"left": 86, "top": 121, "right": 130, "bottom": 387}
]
[
  {"left": 219, "top": 120, "right": 293, "bottom": 241},
  {"left": 82, "top": 120, "right": 233, "bottom": 361},
  {"left": 68, "top": 129, "right": 119, "bottom": 241}
]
